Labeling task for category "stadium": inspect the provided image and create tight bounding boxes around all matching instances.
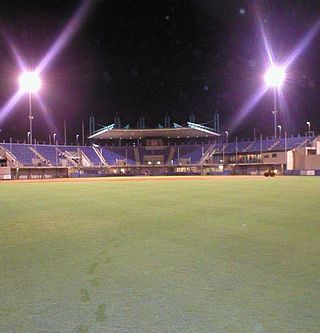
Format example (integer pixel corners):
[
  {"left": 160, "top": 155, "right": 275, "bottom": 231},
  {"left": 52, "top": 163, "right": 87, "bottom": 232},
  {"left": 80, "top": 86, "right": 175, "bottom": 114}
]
[
  {"left": 1, "top": 118, "right": 320, "bottom": 179},
  {"left": 1, "top": 1, "right": 320, "bottom": 333}
]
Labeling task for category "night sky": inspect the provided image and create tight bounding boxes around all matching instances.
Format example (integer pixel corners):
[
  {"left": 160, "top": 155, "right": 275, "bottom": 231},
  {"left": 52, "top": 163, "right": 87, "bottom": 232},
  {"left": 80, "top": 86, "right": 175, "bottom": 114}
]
[{"left": 0, "top": 0, "right": 320, "bottom": 143}]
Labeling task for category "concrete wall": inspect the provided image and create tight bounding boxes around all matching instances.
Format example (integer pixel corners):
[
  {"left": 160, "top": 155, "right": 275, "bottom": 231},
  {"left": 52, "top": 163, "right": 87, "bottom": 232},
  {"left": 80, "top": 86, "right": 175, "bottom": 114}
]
[
  {"left": 293, "top": 147, "right": 320, "bottom": 170},
  {"left": 0, "top": 167, "right": 11, "bottom": 179},
  {"left": 294, "top": 148, "right": 307, "bottom": 170},
  {"left": 262, "top": 151, "right": 286, "bottom": 164},
  {"left": 317, "top": 141, "right": 320, "bottom": 154},
  {"left": 287, "top": 150, "right": 294, "bottom": 170},
  {"left": 304, "top": 155, "right": 320, "bottom": 169}
]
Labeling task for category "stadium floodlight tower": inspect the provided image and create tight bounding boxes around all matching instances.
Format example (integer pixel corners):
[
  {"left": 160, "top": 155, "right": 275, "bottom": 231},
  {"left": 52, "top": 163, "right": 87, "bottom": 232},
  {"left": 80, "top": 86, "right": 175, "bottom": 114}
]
[
  {"left": 264, "top": 65, "right": 285, "bottom": 139},
  {"left": 19, "top": 71, "right": 41, "bottom": 144}
]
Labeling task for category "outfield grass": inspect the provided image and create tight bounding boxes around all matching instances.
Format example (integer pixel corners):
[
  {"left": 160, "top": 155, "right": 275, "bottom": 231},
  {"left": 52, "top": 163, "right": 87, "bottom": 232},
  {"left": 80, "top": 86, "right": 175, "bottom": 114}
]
[{"left": 0, "top": 176, "right": 320, "bottom": 333}]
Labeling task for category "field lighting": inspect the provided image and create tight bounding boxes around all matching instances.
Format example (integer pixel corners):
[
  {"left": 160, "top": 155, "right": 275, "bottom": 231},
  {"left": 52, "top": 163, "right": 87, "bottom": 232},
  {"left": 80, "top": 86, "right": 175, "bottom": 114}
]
[
  {"left": 225, "top": 130, "right": 229, "bottom": 143},
  {"left": 306, "top": 121, "right": 311, "bottom": 133},
  {"left": 19, "top": 71, "right": 41, "bottom": 93},
  {"left": 278, "top": 124, "right": 282, "bottom": 138},
  {"left": 0, "top": 0, "right": 93, "bottom": 136},
  {"left": 264, "top": 65, "right": 286, "bottom": 139},
  {"left": 19, "top": 71, "right": 41, "bottom": 144},
  {"left": 264, "top": 66, "right": 285, "bottom": 88}
]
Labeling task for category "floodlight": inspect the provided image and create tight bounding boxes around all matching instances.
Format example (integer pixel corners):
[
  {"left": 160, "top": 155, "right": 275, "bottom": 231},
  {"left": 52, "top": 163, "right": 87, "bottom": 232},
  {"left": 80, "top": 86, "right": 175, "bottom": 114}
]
[
  {"left": 19, "top": 71, "right": 41, "bottom": 93},
  {"left": 264, "top": 66, "right": 285, "bottom": 87},
  {"left": 306, "top": 121, "right": 311, "bottom": 133}
]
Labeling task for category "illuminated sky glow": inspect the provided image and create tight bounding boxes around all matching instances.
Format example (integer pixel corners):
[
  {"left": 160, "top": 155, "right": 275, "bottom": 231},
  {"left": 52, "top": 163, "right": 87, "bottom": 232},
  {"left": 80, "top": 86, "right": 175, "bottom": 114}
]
[
  {"left": 0, "top": 0, "right": 94, "bottom": 129},
  {"left": 230, "top": 3, "right": 320, "bottom": 134},
  {"left": 34, "top": 95, "right": 59, "bottom": 138}
]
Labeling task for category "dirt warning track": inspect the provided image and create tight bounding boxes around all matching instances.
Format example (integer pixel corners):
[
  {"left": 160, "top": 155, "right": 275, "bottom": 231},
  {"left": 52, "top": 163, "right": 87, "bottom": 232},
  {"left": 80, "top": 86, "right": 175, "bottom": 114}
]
[{"left": 3, "top": 175, "right": 265, "bottom": 184}]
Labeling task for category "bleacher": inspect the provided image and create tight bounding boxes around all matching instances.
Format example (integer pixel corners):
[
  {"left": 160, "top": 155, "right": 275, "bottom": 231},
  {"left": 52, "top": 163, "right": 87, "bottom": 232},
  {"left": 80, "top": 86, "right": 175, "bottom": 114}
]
[
  {"left": 35, "top": 145, "right": 59, "bottom": 165},
  {"left": 219, "top": 136, "right": 311, "bottom": 154},
  {"left": 100, "top": 147, "right": 134, "bottom": 165},
  {"left": 173, "top": 144, "right": 209, "bottom": 164},
  {"left": 0, "top": 135, "right": 317, "bottom": 167},
  {"left": 273, "top": 137, "right": 309, "bottom": 151},
  {"left": 80, "top": 147, "right": 102, "bottom": 166},
  {"left": 225, "top": 141, "right": 251, "bottom": 153},
  {"left": 0, "top": 143, "right": 35, "bottom": 166},
  {"left": 109, "top": 147, "right": 135, "bottom": 165}
]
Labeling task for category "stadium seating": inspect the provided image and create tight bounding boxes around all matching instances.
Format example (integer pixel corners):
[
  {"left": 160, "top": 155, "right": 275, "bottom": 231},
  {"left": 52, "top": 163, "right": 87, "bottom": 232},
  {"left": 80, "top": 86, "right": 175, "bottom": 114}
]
[
  {"left": 101, "top": 147, "right": 135, "bottom": 165},
  {"left": 224, "top": 141, "right": 252, "bottom": 153},
  {"left": 172, "top": 144, "right": 210, "bottom": 164},
  {"left": 34, "top": 145, "right": 59, "bottom": 165},
  {"left": 0, "top": 136, "right": 317, "bottom": 167},
  {"left": 80, "top": 147, "right": 102, "bottom": 166},
  {"left": 0, "top": 143, "right": 35, "bottom": 166}
]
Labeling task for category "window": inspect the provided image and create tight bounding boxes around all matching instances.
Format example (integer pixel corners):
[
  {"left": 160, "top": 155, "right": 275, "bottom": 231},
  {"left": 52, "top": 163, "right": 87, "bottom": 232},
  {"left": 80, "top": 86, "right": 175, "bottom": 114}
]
[
  {"left": 307, "top": 149, "right": 316, "bottom": 155},
  {"left": 272, "top": 153, "right": 277, "bottom": 158}
]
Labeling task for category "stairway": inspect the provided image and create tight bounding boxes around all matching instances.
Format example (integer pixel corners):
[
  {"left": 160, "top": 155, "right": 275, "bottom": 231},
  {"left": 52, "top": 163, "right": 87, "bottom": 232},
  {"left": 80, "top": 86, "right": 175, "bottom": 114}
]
[
  {"left": 268, "top": 140, "right": 280, "bottom": 151},
  {"left": 134, "top": 148, "right": 140, "bottom": 165},
  {"left": 199, "top": 144, "right": 216, "bottom": 164},
  {"left": 93, "top": 146, "right": 108, "bottom": 166},
  {"left": 242, "top": 141, "right": 255, "bottom": 153},
  {"left": 29, "top": 146, "right": 50, "bottom": 165},
  {"left": 0, "top": 146, "right": 18, "bottom": 166},
  {"left": 166, "top": 147, "right": 175, "bottom": 165}
]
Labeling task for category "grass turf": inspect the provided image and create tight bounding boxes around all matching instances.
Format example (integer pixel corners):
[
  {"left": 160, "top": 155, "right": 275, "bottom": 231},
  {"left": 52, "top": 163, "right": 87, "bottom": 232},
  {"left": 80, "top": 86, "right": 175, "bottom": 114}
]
[{"left": 0, "top": 176, "right": 319, "bottom": 332}]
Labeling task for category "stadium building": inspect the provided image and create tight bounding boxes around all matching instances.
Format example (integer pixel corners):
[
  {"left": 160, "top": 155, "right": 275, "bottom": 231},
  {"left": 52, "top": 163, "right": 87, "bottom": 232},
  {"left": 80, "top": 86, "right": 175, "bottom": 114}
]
[{"left": 0, "top": 120, "right": 320, "bottom": 179}]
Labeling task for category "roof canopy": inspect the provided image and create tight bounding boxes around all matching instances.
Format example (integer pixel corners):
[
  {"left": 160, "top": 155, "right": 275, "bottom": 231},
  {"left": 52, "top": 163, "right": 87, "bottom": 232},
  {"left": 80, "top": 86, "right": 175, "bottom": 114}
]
[{"left": 89, "top": 122, "right": 220, "bottom": 140}]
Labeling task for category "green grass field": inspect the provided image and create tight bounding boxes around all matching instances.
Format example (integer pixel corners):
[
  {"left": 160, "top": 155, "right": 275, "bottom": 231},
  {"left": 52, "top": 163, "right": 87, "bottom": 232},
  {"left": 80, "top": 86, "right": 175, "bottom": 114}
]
[{"left": 1, "top": 176, "right": 320, "bottom": 333}]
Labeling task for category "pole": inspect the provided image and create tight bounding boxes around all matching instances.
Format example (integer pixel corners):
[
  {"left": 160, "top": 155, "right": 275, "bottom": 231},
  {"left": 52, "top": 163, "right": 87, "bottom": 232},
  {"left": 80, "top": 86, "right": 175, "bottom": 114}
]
[
  {"left": 64, "top": 120, "right": 67, "bottom": 146},
  {"left": 29, "top": 92, "right": 33, "bottom": 144},
  {"left": 126, "top": 147, "right": 128, "bottom": 166},
  {"left": 284, "top": 131, "right": 287, "bottom": 172},
  {"left": 260, "top": 133, "right": 263, "bottom": 164},
  {"left": 222, "top": 144, "right": 225, "bottom": 166},
  {"left": 82, "top": 120, "right": 85, "bottom": 146},
  {"left": 235, "top": 136, "right": 238, "bottom": 165},
  {"left": 273, "top": 88, "right": 277, "bottom": 139}
]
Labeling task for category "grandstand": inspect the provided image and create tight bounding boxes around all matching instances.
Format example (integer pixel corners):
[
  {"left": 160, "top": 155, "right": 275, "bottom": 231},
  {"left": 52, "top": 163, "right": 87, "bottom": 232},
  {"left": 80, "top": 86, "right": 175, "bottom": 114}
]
[{"left": 0, "top": 122, "right": 320, "bottom": 179}]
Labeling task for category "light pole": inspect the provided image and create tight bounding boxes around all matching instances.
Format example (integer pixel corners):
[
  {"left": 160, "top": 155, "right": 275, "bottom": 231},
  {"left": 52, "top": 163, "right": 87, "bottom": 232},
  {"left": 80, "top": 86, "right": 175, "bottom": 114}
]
[
  {"left": 278, "top": 125, "right": 282, "bottom": 139},
  {"left": 306, "top": 121, "right": 311, "bottom": 135},
  {"left": 225, "top": 130, "right": 229, "bottom": 143},
  {"left": 264, "top": 65, "right": 285, "bottom": 139},
  {"left": 27, "top": 131, "right": 30, "bottom": 144},
  {"left": 19, "top": 71, "right": 41, "bottom": 145},
  {"left": 76, "top": 134, "right": 80, "bottom": 146},
  {"left": 53, "top": 133, "right": 57, "bottom": 146}
]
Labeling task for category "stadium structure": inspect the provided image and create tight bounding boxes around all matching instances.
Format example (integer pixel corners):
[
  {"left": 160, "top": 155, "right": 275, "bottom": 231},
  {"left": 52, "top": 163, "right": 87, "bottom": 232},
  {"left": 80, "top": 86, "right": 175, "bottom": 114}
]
[{"left": 0, "top": 120, "right": 320, "bottom": 179}]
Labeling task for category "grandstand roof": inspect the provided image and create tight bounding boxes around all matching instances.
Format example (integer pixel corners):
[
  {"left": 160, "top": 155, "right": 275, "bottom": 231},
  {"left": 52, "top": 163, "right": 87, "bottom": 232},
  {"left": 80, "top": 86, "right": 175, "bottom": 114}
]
[{"left": 88, "top": 122, "right": 220, "bottom": 140}]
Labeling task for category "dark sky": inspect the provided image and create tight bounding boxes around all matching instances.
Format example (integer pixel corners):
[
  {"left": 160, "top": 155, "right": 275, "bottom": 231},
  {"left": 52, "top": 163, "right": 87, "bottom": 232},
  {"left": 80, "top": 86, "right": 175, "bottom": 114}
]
[{"left": 0, "top": 0, "right": 320, "bottom": 143}]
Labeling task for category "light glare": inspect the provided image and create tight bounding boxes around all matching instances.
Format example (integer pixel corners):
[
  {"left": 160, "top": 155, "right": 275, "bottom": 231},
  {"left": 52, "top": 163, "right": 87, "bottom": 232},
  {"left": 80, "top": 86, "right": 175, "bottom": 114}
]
[
  {"left": 264, "top": 66, "right": 285, "bottom": 87},
  {"left": 19, "top": 71, "right": 41, "bottom": 93}
]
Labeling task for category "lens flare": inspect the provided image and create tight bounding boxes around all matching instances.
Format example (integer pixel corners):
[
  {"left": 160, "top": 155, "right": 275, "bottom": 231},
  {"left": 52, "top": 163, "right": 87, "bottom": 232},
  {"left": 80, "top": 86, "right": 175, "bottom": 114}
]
[
  {"left": 264, "top": 66, "right": 286, "bottom": 88},
  {"left": 19, "top": 71, "right": 41, "bottom": 93},
  {"left": 0, "top": 0, "right": 95, "bottom": 127}
]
